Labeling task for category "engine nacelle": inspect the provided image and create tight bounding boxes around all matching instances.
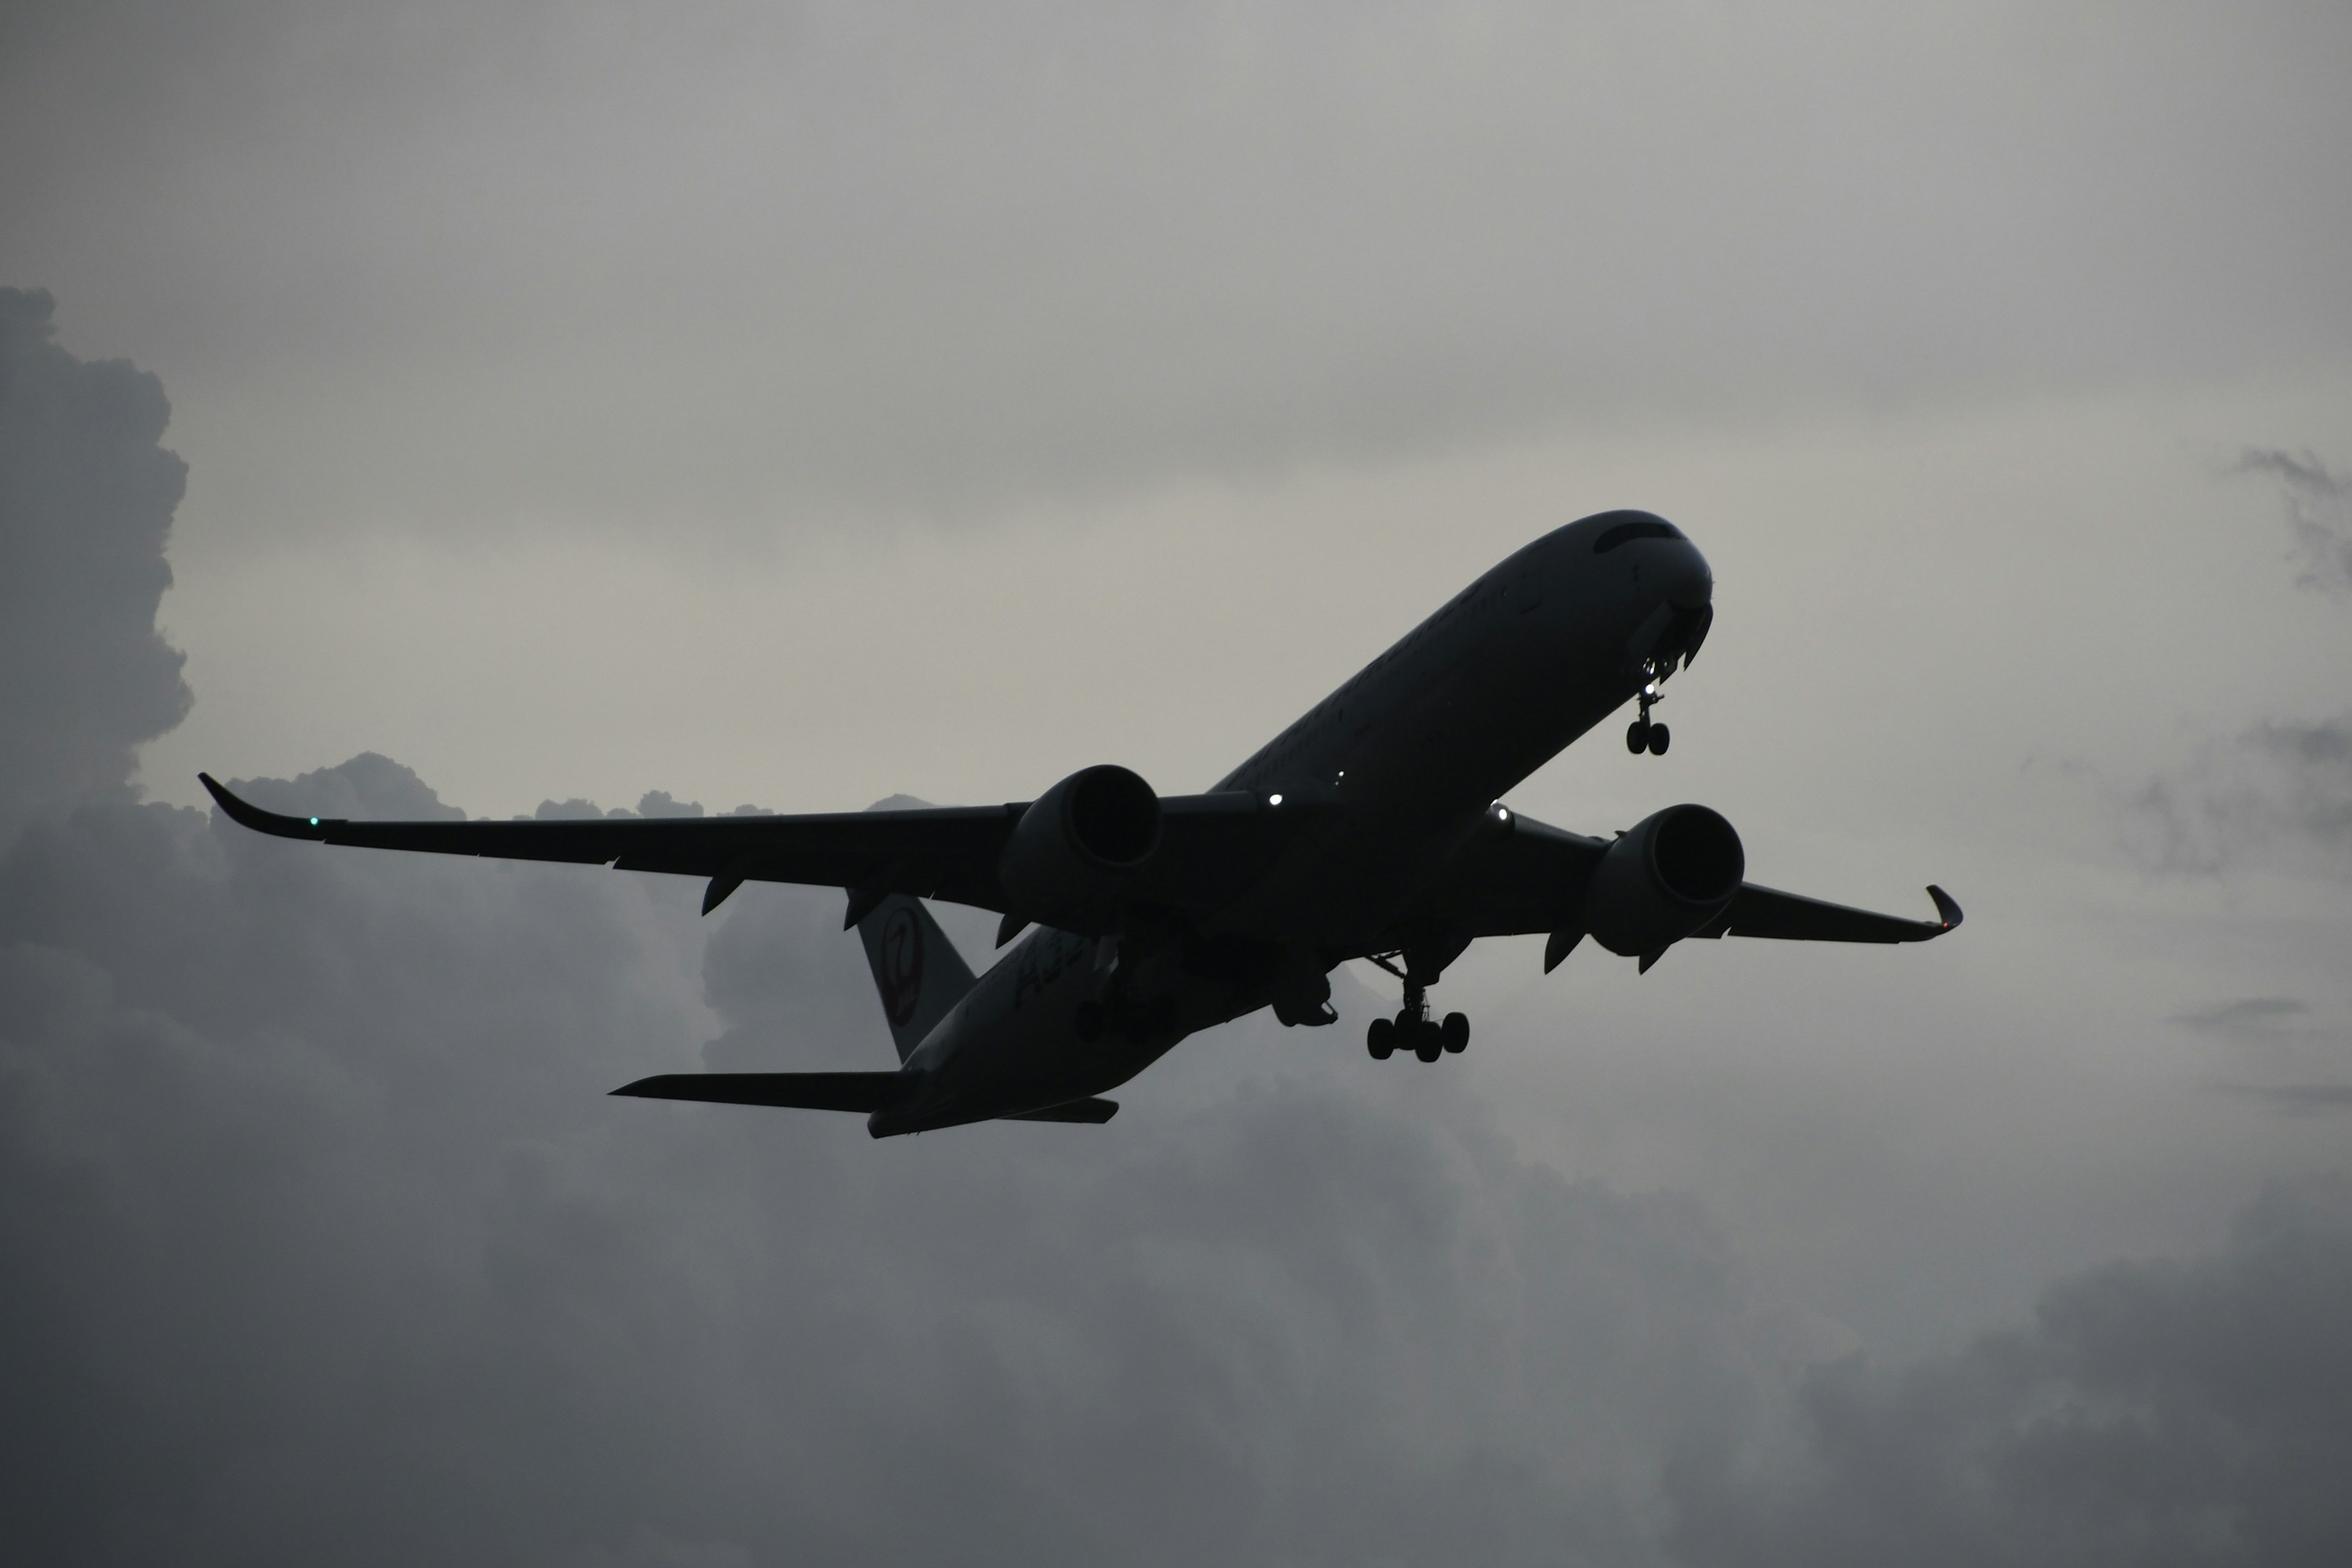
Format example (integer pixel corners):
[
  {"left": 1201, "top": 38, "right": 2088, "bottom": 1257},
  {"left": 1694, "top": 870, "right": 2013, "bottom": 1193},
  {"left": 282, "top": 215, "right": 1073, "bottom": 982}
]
[
  {"left": 1583, "top": 804, "right": 1745, "bottom": 956},
  {"left": 998, "top": 764, "right": 1163, "bottom": 933}
]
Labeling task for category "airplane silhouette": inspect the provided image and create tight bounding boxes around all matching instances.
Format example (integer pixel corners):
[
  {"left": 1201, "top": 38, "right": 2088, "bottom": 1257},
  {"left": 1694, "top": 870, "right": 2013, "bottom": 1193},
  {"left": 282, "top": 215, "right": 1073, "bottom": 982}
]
[{"left": 203, "top": 510, "right": 1958, "bottom": 1136}]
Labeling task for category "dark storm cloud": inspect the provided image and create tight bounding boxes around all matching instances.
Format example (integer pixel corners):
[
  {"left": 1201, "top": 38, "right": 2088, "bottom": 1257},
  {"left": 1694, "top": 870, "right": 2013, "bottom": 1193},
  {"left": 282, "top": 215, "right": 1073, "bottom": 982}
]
[
  {"left": 0, "top": 332, "right": 1758, "bottom": 1562},
  {"left": 11, "top": 304, "right": 2352, "bottom": 1566},
  {"left": 2237, "top": 447, "right": 2352, "bottom": 595},
  {"left": 1667, "top": 1175, "right": 2352, "bottom": 1568},
  {"left": 1, "top": 765, "right": 1765, "bottom": 1566},
  {"left": 0, "top": 287, "right": 189, "bottom": 839}
]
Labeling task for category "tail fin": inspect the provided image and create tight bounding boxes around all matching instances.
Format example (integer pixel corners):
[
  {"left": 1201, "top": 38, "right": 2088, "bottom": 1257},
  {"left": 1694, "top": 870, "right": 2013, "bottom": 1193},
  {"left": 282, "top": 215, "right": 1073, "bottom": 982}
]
[{"left": 853, "top": 893, "right": 977, "bottom": 1062}]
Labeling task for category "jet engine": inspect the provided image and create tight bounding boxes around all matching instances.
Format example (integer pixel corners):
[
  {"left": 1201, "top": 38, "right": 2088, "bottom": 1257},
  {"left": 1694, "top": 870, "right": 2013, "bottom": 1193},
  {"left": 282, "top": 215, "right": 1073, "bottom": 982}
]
[
  {"left": 1583, "top": 804, "right": 1745, "bottom": 956},
  {"left": 998, "top": 764, "right": 1163, "bottom": 933}
]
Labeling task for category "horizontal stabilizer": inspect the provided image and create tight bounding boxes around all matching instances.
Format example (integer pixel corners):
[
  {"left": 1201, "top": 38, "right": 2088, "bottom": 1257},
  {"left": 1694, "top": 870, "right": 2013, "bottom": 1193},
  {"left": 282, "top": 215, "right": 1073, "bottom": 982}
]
[
  {"left": 1001, "top": 1098, "right": 1118, "bottom": 1124},
  {"left": 611, "top": 1071, "right": 915, "bottom": 1113}
]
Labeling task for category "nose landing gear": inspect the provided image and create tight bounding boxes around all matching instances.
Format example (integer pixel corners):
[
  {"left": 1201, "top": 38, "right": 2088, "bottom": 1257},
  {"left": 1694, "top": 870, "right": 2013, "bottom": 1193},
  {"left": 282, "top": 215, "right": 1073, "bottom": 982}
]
[
  {"left": 1625, "top": 658, "right": 1673, "bottom": 756},
  {"left": 1362, "top": 960, "right": 1470, "bottom": 1061}
]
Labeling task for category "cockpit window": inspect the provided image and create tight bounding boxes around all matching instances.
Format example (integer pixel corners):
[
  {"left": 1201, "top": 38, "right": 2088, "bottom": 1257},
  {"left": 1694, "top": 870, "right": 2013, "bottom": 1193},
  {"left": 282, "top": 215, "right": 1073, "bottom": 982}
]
[{"left": 1592, "top": 516, "right": 1686, "bottom": 554}]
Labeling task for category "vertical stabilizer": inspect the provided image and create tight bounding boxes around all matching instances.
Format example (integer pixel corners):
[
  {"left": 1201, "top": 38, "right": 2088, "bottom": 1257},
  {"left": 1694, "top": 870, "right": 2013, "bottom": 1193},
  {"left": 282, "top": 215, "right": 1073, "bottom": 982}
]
[{"left": 852, "top": 894, "right": 977, "bottom": 1062}]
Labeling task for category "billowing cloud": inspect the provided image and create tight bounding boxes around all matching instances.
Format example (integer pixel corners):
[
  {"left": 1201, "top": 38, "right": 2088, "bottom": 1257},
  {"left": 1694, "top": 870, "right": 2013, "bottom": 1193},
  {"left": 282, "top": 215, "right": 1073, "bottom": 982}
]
[
  {"left": 2127, "top": 448, "right": 2352, "bottom": 875},
  {"left": 1667, "top": 1175, "right": 2352, "bottom": 1567},
  {"left": 10, "top": 295, "right": 2352, "bottom": 1565},
  {"left": 0, "top": 286, "right": 189, "bottom": 840},
  {"left": 2, "top": 758, "right": 1768, "bottom": 1566},
  {"left": 2237, "top": 448, "right": 2352, "bottom": 596},
  {"left": 5, "top": 293, "right": 1764, "bottom": 1564},
  {"left": 2129, "top": 715, "right": 2352, "bottom": 877}
]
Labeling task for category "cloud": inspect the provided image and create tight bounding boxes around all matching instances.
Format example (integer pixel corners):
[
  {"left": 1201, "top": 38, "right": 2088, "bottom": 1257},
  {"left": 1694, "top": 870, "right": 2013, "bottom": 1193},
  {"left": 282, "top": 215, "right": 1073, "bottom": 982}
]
[
  {"left": 2219, "top": 1084, "right": 2352, "bottom": 1115},
  {"left": 1, "top": 765, "right": 1773, "bottom": 1565},
  {"left": 2126, "top": 448, "right": 2352, "bottom": 876},
  {"left": 9, "top": 293, "right": 2351, "bottom": 1566},
  {"left": 634, "top": 791, "right": 704, "bottom": 820},
  {"left": 2128, "top": 715, "right": 2352, "bottom": 877},
  {"left": 2177, "top": 998, "right": 2309, "bottom": 1035},
  {"left": 530, "top": 791, "right": 707, "bottom": 822},
  {"left": 17, "top": 760, "right": 2349, "bottom": 1562},
  {"left": 1667, "top": 1174, "right": 2352, "bottom": 1568},
  {"left": 2237, "top": 448, "right": 2352, "bottom": 596},
  {"left": 0, "top": 340, "right": 1754, "bottom": 1561},
  {"left": 0, "top": 286, "right": 190, "bottom": 841}
]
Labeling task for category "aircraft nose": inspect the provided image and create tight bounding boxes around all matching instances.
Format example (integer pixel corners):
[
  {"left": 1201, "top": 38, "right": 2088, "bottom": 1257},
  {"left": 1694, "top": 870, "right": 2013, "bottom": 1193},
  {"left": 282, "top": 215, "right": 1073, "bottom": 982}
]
[{"left": 1662, "top": 540, "right": 1714, "bottom": 609}]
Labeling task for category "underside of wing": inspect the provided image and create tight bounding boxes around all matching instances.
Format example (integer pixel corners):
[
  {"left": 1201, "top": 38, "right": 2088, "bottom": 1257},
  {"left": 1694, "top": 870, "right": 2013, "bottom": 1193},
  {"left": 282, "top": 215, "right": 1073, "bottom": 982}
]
[
  {"left": 1696, "top": 882, "right": 1962, "bottom": 943},
  {"left": 200, "top": 772, "right": 1308, "bottom": 926},
  {"left": 1398, "top": 806, "right": 1959, "bottom": 953},
  {"left": 609, "top": 1072, "right": 915, "bottom": 1112},
  {"left": 1000, "top": 1097, "right": 1120, "bottom": 1123},
  {"left": 1403, "top": 810, "right": 1611, "bottom": 939},
  {"left": 201, "top": 772, "right": 1022, "bottom": 910}
]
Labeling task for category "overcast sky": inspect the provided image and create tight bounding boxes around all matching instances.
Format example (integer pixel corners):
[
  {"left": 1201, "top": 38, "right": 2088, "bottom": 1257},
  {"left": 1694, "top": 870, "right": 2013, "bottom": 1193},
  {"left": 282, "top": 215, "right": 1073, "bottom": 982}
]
[{"left": 4, "top": 4, "right": 2350, "bottom": 1564}]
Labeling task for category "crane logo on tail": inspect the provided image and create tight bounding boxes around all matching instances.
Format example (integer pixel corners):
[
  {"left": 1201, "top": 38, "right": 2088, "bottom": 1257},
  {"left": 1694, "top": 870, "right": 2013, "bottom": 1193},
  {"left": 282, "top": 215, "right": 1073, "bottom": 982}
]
[{"left": 880, "top": 905, "right": 925, "bottom": 1027}]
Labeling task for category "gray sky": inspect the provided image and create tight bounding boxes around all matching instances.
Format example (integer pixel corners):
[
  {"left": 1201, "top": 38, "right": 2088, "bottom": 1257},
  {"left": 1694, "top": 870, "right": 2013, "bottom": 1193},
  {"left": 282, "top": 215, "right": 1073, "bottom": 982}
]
[{"left": 4, "top": 4, "right": 2350, "bottom": 1562}]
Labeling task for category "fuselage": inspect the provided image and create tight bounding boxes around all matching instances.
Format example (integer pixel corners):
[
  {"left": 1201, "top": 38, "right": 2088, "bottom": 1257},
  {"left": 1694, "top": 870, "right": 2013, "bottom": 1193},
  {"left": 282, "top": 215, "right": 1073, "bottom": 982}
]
[{"left": 880, "top": 511, "right": 1714, "bottom": 1133}]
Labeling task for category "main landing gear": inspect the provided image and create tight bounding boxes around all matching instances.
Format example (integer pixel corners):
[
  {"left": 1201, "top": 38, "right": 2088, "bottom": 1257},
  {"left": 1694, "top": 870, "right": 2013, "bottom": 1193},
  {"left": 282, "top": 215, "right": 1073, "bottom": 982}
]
[
  {"left": 1363, "top": 972, "right": 1469, "bottom": 1063},
  {"left": 1626, "top": 658, "right": 1673, "bottom": 756}
]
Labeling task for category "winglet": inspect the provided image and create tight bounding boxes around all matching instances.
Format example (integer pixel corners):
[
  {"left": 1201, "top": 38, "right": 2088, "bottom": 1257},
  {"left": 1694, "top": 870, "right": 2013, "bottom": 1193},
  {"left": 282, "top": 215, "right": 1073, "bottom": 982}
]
[
  {"left": 198, "top": 772, "right": 331, "bottom": 840},
  {"left": 1927, "top": 884, "right": 1964, "bottom": 932}
]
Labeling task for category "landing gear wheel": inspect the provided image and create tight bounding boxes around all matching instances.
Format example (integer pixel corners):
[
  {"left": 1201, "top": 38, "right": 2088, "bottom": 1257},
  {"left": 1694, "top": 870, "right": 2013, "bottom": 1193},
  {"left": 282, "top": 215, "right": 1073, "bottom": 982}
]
[
  {"left": 1630, "top": 657, "right": 1678, "bottom": 758},
  {"left": 1366, "top": 1017, "right": 1396, "bottom": 1060},
  {"left": 1440, "top": 1012, "right": 1469, "bottom": 1054},
  {"left": 1414, "top": 1021, "right": 1443, "bottom": 1063}
]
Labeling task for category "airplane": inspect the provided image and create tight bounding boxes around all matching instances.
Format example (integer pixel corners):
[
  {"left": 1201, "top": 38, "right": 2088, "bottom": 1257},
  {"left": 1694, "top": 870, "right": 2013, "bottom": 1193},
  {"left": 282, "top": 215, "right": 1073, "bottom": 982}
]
[{"left": 201, "top": 509, "right": 1960, "bottom": 1137}]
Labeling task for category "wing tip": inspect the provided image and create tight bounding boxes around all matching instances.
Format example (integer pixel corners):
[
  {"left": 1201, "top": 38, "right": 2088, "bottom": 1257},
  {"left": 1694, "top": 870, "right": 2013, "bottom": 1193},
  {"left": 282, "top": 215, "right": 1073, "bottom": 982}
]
[
  {"left": 199, "top": 771, "right": 329, "bottom": 839},
  {"left": 1926, "top": 884, "right": 1964, "bottom": 933}
]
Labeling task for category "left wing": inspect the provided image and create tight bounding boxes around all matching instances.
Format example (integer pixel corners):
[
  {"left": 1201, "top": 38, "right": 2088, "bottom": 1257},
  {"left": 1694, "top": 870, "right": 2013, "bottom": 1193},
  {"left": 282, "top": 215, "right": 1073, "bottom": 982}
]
[
  {"left": 198, "top": 772, "right": 1295, "bottom": 921},
  {"left": 203, "top": 772, "right": 1024, "bottom": 913},
  {"left": 612, "top": 1071, "right": 914, "bottom": 1112}
]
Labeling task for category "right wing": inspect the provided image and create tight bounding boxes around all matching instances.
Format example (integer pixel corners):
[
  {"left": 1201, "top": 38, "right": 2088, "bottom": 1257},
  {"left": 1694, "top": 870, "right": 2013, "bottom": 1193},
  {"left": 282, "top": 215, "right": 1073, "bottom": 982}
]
[
  {"left": 1402, "top": 806, "right": 1960, "bottom": 948},
  {"left": 1693, "top": 881, "right": 1962, "bottom": 943}
]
